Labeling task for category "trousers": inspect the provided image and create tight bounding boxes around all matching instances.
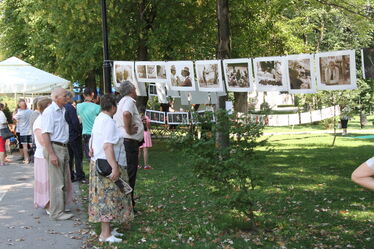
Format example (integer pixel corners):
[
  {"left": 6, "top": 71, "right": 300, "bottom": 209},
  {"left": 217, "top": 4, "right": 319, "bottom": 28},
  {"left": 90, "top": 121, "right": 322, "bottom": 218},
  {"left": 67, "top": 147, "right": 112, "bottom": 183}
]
[
  {"left": 124, "top": 138, "right": 140, "bottom": 208},
  {"left": 68, "top": 136, "right": 84, "bottom": 180},
  {"left": 44, "top": 143, "right": 69, "bottom": 219}
]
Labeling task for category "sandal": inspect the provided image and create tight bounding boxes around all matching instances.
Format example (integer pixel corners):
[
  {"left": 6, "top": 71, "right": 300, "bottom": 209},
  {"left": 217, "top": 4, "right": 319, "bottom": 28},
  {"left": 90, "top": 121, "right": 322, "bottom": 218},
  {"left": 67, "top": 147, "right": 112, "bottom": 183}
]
[
  {"left": 111, "top": 228, "right": 124, "bottom": 237},
  {"left": 99, "top": 235, "right": 122, "bottom": 243},
  {"left": 144, "top": 165, "right": 153, "bottom": 170}
]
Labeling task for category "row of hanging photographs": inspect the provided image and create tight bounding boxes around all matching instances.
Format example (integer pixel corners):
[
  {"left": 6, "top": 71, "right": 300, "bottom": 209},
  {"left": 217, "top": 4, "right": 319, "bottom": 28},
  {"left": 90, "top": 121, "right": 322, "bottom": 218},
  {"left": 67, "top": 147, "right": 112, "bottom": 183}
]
[
  {"left": 113, "top": 48, "right": 374, "bottom": 95},
  {"left": 145, "top": 110, "right": 216, "bottom": 125}
]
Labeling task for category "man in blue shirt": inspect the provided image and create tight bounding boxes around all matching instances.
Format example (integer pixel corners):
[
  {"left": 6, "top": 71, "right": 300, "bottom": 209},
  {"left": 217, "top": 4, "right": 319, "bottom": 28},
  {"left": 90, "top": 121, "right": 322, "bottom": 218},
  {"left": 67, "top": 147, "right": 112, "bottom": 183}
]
[{"left": 65, "top": 91, "right": 85, "bottom": 182}]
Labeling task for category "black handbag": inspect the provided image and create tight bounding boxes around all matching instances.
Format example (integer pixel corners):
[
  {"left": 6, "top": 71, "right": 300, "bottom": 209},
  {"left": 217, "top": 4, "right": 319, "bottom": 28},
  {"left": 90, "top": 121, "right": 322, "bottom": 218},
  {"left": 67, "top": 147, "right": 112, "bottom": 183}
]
[
  {"left": 96, "top": 159, "right": 112, "bottom": 177},
  {"left": 95, "top": 141, "right": 123, "bottom": 177},
  {"left": 0, "top": 126, "right": 13, "bottom": 140}
]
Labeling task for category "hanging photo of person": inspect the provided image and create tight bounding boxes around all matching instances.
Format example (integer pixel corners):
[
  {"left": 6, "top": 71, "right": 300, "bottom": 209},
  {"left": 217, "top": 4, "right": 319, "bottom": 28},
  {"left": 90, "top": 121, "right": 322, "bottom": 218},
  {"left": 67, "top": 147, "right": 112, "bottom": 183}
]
[
  {"left": 195, "top": 60, "right": 224, "bottom": 92},
  {"left": 136, "top": 64, "right": 147, "bottom": 80},
  {"left": 223, "top": 58, "right": 253, "bottom": 92},
  {"left": 316, "top": 50, "right": 357, "bottom": 90},
  {"left": 113, "top": 61, "right": 147, "bottom": 97},
  {"left": 147, "top": 65, "right": 157, "bottom": 79},
  {"left": 136, "top": 61, "right": 167, "bottom": 82},
  {"left": 361, "top": 48, "right": 374, "bottom": 79},
  {"left": 167, "top": 112, "right": 189, "bottom": 125},
  {"left": 285, "top": 54, "right": 316, "bottom": 94},
  {"left": 166, "top": 61, "right": 196, "bottom": 92},
  {"left": 113, "top": 61, "right": 135, "bottom": 87},
  {"left": 148, "top": 83, "right": 157, "bottom": 96},
  {"left": 253, "top": 56, "right": 287, "bottom": 91},
  {"left": 145, "top": 110, "right": 165, "bottom": 124},
  {"left": 157, "top": 65, "right": 167, "bottom": 79}
]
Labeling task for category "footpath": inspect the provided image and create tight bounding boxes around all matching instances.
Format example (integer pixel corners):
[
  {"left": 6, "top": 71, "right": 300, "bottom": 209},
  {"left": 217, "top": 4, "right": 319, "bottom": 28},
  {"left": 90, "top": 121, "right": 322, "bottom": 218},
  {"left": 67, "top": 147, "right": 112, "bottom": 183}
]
[
  {"left": 0, "top": 154, "right": 88, "bottom": 249},
  {"left": 264, "top": 129, "right": 374, "bottom": 136}
]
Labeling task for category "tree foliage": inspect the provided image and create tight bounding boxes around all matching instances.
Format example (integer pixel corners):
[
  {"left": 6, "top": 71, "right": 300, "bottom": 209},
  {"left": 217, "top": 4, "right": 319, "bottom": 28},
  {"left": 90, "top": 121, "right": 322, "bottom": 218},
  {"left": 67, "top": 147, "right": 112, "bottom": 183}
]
[{"left": 0, "top": 0, "right": 373, "bottom": 99}]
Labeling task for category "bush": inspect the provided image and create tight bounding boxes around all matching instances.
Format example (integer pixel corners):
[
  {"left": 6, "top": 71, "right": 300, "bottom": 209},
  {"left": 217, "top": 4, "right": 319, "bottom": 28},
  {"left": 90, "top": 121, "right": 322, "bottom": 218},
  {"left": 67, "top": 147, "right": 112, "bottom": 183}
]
[{"left": 170, "top": 110, "right": 269, "bottom": 230}]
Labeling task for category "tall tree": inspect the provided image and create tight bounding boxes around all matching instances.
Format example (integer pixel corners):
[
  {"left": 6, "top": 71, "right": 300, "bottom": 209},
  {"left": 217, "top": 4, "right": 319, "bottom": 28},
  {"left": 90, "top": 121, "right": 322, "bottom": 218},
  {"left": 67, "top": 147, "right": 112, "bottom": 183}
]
[{"left": 216, "top": 0, "right": 230, "bottom": 149}]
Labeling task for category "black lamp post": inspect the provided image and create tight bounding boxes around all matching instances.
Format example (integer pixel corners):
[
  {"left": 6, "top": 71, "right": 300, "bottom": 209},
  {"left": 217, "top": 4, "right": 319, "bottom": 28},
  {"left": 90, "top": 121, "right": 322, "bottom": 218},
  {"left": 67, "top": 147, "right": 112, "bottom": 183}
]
[{"left": 100, "top": 0, "right": 112, "bottom": 94}]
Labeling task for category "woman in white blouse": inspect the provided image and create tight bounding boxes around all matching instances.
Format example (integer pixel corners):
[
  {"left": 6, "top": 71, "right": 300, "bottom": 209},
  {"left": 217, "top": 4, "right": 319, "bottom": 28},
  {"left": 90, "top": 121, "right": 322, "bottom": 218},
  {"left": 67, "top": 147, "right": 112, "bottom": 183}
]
[{"left": 88, "top": 94, "right": 133, "bottom": 243}]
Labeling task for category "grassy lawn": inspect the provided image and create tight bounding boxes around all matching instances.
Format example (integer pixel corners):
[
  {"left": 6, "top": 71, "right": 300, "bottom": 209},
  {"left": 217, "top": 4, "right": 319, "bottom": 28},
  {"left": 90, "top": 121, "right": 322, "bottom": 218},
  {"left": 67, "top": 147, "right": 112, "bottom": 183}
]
[{"left": 81, "top": 132, "right": 374, "bottom": 248}]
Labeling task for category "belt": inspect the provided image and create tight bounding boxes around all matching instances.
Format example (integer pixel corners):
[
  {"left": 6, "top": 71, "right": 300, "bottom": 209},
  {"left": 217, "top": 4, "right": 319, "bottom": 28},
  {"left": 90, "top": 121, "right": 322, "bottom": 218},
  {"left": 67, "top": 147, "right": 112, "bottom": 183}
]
[{"left": 51, "top": 141, "right": 68, "bottom": 147}]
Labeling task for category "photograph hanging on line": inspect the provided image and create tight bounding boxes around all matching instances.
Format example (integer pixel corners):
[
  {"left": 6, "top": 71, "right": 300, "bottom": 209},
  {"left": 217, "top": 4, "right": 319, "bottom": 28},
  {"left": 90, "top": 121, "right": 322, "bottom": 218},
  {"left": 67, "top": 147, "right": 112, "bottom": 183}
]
[
  {"left": 113, "top": 61, "right": 135, "bottom": 87},
  {"left": 223, "top": 58, "right": 253, "bottom": 92},
  {"left": 285, "top": 54, "right": 316, "bottom": 94},
  {"left": 361, "top": 48, "right": 374, "bottom": 79},
  {"left": 148, "top": 83, "right": 157, "bottom": 96},
  {"left": 316, "top": 50, "right": 357, "bottom": 90},
  {"left": 253, "top": 56, "right": 287, "bottom": 91},
  {"left": 195, "top": 60, "right": 224, "bottom": 92},
  {"left": 113, "top": 61, "right": 147, "bottom": 97},
  {"left": 135, "top": 61, "right": 167, "bottom": 82},
  {"left": 167, "top": 112, "right": 189, "bottom": 125},
  {"left": 145, "top": 110, "right": 165, "bottom": 124},
  {"left": 166, "top": 61, "right": 196, "bottom": 92}
]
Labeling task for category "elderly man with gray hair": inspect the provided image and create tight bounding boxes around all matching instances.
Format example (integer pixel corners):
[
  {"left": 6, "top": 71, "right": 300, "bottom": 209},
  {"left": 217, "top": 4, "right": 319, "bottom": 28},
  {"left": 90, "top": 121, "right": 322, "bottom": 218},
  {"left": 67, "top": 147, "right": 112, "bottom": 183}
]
[
  {"left": 113, "top": 81, "right": 144, "bottom": 211},
  {"left": 41, "top": 87, "right": 73, "bottom": 220}
]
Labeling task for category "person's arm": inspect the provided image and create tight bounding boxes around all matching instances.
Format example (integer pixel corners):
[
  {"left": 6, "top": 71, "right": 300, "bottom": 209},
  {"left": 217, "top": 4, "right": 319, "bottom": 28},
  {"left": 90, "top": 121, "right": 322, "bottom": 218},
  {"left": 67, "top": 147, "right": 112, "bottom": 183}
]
[
  {"left": 123, "top": 111, "right": 138, "bottom": 135},
  {"left": 146, "top": 118, "right": 151, "bottom": 132},
  {"left": 42, "top": 133, "right": 58, "bottom": 167},
  {"left": 103, "top": 143, "right": 120, "bottom": 181},
  {"left": 34, "top": 128, "right": 44, "bottom": 146}
]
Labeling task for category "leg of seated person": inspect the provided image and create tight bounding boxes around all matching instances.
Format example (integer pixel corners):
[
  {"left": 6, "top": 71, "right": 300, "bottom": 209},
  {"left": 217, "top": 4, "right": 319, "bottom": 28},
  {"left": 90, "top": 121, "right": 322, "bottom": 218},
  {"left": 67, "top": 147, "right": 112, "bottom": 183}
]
[{"left": 352, "top": 162, "right": 374, "bottom": 191}]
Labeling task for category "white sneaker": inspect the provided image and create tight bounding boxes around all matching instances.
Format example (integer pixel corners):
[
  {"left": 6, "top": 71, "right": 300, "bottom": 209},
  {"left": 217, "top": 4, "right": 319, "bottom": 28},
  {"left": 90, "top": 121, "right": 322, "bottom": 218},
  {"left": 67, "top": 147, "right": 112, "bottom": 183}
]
[
  {"left": 45, "top": 209, "right": 51, "bottom": 215},
  {"left": 111, "top": 228, "right": 124, "bottom": 237},
  {"left": 99, "top": 235, "right": 122, "bottom": 243}
]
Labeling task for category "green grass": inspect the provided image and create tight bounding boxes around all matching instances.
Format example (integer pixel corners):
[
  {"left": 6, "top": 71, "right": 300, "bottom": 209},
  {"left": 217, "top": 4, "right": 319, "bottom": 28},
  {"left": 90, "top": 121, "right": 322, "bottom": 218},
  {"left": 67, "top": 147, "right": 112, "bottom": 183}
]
[{"left": 82, "top": 133, "right": 374, "bottom": 248}]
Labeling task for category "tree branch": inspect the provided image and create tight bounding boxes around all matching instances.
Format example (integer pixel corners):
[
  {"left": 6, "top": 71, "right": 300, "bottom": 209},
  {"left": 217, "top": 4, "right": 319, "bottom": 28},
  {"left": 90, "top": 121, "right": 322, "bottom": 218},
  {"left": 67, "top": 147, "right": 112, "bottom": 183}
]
[{"left": 314, "top": 0, "right": 373, "bottom": 21}]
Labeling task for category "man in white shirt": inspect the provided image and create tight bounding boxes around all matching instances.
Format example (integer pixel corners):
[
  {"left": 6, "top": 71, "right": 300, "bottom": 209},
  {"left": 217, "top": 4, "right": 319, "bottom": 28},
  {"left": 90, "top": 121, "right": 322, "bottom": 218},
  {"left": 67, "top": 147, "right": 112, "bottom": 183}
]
[
  {"left": 113, "top": 81, "right": 144, "bottom": 210},
  {"left": 41, "top": 88, "right": 73, "bottom": 221}
]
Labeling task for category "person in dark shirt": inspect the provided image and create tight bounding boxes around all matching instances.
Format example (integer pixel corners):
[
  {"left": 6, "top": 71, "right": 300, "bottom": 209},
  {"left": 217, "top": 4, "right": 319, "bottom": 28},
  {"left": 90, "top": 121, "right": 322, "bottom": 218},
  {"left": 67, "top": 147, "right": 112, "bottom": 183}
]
[{"left": 65, "top": 91, "right": 85, "bottom": 182}]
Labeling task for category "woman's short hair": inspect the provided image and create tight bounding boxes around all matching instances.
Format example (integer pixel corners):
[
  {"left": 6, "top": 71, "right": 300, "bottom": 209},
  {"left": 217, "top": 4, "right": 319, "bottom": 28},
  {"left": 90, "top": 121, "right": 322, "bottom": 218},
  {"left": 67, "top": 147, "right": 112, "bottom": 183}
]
[
  {"left": 100, "top": 94, "right": 116, "bottom": 112},
  {"left": 37, "top": 97, "right": 52, "bottom": 113},
  {"left": 115, "top": 80, "right": 135, "bottom": 96},
  {"left": 0, "top": 103, "right": 4, "bottom": 110},
  {"left": 66, "top": 91, "right": 74, "bottom": 99}
]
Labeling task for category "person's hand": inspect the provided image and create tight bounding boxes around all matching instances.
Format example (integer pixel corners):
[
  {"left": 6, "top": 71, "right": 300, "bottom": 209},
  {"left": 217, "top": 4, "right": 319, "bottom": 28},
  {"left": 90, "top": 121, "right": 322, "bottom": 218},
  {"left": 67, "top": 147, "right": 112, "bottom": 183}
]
[
  {"left": 88, "top": 148, "right": 93, "bottom": 158},
  {"left": 110, "top": 167, "right": 120, "bottom": 182},
  {"left": 131, "top": 125, "right": 138, "bottom": 135},
  {"left": 50, "top": 153, "right": 59, "bottom": 167}
]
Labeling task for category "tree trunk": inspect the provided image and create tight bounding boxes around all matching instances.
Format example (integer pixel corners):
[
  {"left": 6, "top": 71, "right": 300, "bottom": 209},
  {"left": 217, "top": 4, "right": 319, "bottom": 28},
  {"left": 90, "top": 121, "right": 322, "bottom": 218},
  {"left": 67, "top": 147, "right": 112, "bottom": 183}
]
[
  {"left": 135, "top": 0, "right": 155, "bottom": 112},
  {"left": 216, "top": 0, "right": 230, "bottom": 149},
  {"left": 85, "top": 70, "right": 97, "bottom": 90},
  {"left": 234, "top": 92, "right": 248, "bottom": 113}
]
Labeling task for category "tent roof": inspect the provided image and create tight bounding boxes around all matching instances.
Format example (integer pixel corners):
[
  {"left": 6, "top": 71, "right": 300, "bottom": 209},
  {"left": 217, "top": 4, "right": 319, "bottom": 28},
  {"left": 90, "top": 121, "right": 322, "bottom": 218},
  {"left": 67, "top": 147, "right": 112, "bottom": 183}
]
[{"left": 0, "top": 57, "right": 70, "bottom": 94}]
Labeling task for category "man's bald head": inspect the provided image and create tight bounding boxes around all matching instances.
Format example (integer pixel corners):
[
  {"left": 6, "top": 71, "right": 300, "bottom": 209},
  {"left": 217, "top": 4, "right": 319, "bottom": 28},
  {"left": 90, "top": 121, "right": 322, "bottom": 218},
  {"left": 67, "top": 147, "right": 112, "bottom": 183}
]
[{"left": 51, "top": 88, "right": 67, "bottom": 107}]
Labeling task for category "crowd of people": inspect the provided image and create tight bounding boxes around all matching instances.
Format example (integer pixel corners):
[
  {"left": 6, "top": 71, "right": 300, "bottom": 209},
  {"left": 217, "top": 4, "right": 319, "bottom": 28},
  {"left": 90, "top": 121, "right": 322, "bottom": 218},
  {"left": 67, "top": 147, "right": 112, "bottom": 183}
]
[{"left": 0, "top": 80, "right": 154, "bottom": 243}]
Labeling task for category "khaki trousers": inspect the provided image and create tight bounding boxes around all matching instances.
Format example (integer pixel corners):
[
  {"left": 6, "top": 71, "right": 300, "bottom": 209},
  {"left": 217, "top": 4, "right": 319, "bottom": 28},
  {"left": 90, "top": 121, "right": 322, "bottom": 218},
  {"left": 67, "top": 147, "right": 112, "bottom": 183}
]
[{"left": 44, "top": 144, "right": 69, "bottom": 219}]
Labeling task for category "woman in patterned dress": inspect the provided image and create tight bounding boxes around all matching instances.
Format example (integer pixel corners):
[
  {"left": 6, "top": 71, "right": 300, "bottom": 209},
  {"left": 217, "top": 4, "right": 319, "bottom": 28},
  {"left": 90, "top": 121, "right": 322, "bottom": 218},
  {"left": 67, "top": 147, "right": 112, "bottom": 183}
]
[{"left": 88, "top": 94, "right": 133, "bottom": 243}]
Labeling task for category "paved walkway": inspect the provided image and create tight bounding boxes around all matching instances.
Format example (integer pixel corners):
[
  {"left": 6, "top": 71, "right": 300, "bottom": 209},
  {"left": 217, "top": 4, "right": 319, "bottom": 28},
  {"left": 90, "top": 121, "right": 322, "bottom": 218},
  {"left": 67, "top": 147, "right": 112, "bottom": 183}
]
[
  {"left": 264, "top": 129, "right": 374, "bottom": 136},
  {"left": 0, "top": 155, "right": 87, "bottom": 249}
]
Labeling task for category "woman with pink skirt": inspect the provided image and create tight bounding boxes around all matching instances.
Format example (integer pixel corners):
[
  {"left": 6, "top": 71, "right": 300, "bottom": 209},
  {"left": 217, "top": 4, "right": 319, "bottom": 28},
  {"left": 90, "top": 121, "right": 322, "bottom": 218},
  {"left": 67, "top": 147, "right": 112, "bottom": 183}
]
[
  {"left": 33, "top": 98, "right": 73, "bottom": 211},
  {"left": 139, "top": 114, "right": 153, "bottom": 170}
]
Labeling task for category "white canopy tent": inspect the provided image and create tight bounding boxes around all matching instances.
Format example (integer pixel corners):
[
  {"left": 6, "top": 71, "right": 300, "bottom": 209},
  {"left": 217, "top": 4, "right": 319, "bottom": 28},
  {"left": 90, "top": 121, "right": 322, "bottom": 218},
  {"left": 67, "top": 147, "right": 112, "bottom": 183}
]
[{"left": 0, "top": 57, "right": 70, "bottom": 94}]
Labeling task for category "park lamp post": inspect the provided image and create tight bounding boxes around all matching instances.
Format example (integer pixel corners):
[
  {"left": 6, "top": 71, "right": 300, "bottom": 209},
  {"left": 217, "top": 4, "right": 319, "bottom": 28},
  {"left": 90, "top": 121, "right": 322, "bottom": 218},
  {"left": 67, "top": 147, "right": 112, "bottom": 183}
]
[{"left": 100, "top": 0, "right": 112, "bottom": 94}]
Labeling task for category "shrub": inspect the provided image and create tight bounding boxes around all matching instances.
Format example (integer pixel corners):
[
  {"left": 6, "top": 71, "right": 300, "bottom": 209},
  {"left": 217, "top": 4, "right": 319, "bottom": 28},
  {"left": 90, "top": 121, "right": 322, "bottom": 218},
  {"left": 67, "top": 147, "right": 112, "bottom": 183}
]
[{"left": 170, "top": 110, "right": 269, "bottom": 230}]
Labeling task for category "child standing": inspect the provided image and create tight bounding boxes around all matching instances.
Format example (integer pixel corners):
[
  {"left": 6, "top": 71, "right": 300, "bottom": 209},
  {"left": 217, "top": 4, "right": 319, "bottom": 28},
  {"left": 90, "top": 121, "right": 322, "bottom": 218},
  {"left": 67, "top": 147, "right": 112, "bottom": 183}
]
[{"left": 139, "top": 114, "right": 153, "bottom": 170}]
